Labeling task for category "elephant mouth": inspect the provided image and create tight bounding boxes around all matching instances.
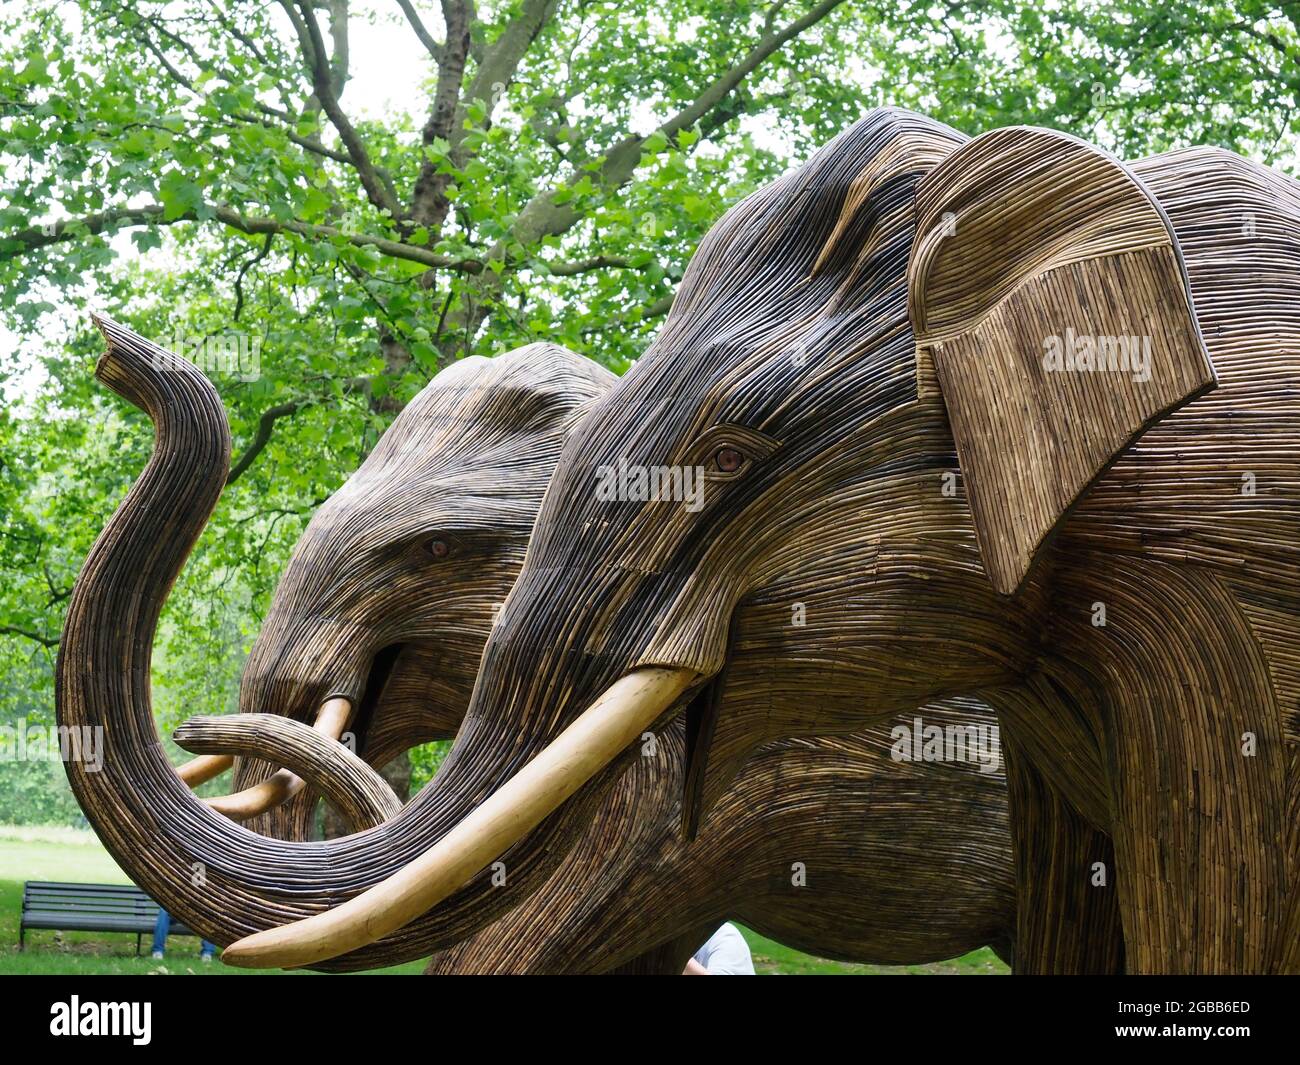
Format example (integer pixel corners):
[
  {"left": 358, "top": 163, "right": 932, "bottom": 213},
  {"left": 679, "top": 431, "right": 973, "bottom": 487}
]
[
  {"left": 338, "top": 642, "right": 406, "bottom": 764},
  {"left": 174, "top": 642, "right": 408, "bottom": 828},
  {"left": 220, "top": 664, "right": 701, "bottom": 968}
]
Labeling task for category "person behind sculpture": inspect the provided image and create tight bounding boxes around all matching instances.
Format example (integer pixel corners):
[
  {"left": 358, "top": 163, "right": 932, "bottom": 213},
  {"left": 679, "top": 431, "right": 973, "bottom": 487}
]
[
  {"left": 150, "top": 908, "right": 216, "bottom": 962},
  {"left": 684, "top": 924, "right": 754, "bottom": 975}
]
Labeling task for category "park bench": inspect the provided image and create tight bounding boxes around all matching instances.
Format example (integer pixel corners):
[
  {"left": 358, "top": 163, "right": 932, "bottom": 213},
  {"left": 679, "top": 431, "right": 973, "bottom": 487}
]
[{"left": 19, "top": 881, "right": 196, "bottom": 954}]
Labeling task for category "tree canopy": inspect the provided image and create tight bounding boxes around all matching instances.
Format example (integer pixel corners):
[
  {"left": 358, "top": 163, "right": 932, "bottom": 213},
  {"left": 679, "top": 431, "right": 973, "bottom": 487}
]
[{"left": 1, "top": 0, "right": 1297, "bottom": 817}]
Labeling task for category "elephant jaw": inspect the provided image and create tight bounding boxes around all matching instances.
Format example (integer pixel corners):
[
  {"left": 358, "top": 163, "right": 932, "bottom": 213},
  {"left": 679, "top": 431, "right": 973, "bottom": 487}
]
[
  {"left": 178, "top": 641, "right": 412, "bottom": 830},
  {"left": 221, "top": 665, "right": 698, "bottom": 968}
]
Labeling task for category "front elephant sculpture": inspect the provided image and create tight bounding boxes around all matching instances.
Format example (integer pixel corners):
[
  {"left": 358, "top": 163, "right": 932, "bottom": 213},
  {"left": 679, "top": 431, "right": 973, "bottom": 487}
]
[
  {"left": 219, "top": 108, "right": 1299, "bottom": 975},
  {"left": 58, "top": 320, "right": 1021, "bottom": 973},
  {"left": 429, "top": 700, "right": 1015, "bottom": 975},
  {"left": 177, "top": 335, "right": 1019, "bottom": 974}
]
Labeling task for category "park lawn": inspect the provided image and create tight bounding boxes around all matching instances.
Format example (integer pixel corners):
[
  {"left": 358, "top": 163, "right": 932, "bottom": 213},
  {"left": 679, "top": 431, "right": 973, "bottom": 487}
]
[
  {"left": 0, "top": 827, "right": 1007, "bottom": 975},
  {"left": 0, "top": 828, "right": 424, "bottom": 975},
  {"left": 744, "top": 931, "right": 1007, "bottom": 975}
]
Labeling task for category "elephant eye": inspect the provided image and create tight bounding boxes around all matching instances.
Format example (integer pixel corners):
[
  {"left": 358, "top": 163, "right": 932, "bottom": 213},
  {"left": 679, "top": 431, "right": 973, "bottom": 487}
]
[
  {"left": 427, "top": 537, "right": 453, "bottom": 560},
  {"left": 712, "top": 446, "right": 745, "bottom": 473}
]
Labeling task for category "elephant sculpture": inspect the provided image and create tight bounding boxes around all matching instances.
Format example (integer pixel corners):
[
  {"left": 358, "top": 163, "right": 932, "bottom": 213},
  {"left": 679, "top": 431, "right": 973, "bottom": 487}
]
[
  {"left": 203, "top": 337, "right": 1016, "bottom": 971},
  {"left": 58, "top": 320, "right": 1020, "bottom": 972},
  {"left": 428, "top": 701, "right": 1014, "bottom": 974},
  {"left": 206, "top": 108, "right": 1298, "bottom": 975}
]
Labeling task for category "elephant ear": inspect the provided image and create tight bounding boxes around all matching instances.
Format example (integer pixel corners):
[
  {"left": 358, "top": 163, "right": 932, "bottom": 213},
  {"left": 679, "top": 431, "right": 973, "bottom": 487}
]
[{"left": 908, "top": 126, "right": 1216, "bottom": 595}]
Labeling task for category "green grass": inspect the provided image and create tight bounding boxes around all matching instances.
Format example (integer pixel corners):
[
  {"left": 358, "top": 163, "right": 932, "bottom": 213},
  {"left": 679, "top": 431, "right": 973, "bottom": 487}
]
[
  {"left": 0, "top": 828, "right": 424, "bottom": 975},
  {"left": 0, "top": 825, "right": 132, "bottom": 884},
  {"left": 0, "top": 827, "right": 1006, "bottom": 975},
  {"left": 742, "top": 929, "right": 1007, "bottom": 975}
]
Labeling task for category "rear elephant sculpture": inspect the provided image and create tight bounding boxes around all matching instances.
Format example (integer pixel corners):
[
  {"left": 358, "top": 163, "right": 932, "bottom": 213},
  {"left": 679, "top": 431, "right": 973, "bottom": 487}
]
[
  {"left": 58, "top": 319, "right": 1021, "bottom": 972},
  {"left": 56, "top": 323, "right": 614, "bottom": 967},
  {"left": 221, "top": 108, "right": 1299, "bottom": 975},
  {"left": 429, "top": 700, "right": 1015, "bottom": 974},
  {"left": 174, "top": 335, "right": 618, "bottom": 839}
]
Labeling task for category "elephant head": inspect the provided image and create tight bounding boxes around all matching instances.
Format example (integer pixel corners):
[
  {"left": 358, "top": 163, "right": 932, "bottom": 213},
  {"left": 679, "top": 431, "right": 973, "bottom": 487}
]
[
  {"left": 180, "top": 347, "right": 615, "bottom": 840},
  {"left": 56, "top": 325, "right": 617, "bottom": 968},
  {"left": 222, "top": 107, "right": 1299, "bottom": 974},
  {"left": 427, "top": 697, "right": 1017, "bottom": 974}
]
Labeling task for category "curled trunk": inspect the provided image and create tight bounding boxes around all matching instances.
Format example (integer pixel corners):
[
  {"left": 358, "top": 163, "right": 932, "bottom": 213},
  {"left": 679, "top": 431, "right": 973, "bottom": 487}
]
[{"left": 55, "top": 318, "right": 603, "bottom": 969}]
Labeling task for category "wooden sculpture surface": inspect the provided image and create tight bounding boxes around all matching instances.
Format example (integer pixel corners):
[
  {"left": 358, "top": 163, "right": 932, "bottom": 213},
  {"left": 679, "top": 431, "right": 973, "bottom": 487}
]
[
  {"left": 60, "top": 106, "right": 1300, "bottom": 974},
  {"left": 428, "top": 701, "right": 1014, "bottom": 975},
  {"left": 217, "top": 355, "right": 1017, "bottom": 971},
  {"left": 56, "top": 325, "right": 1019, "bottom": 972}
]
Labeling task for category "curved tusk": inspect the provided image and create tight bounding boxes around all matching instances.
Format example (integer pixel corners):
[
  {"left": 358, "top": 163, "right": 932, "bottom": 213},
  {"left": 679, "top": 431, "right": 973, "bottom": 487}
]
[
  {"left": 176, "top": 753, "right": 233, "bottom": 787},
  {"left": 200, "top": 697, "right": 354, "bottom": 823},
  {"left": 222, "top": 666, "right": 695, "bottom": 969},
  {"left": 205, "top": 768, "right": 302, "bottom": 821},
  {"left": 175, "top": 713, "right": 400, "bottom": 832}
]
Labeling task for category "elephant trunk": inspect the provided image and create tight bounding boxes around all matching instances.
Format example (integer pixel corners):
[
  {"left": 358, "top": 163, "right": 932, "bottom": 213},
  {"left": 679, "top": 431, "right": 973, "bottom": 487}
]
[
  {"left": 222, "top": 663, "right": 695, "bottom": 967},
  {"left": 57, "top": 318, "right": 692, "bottom": 970}
]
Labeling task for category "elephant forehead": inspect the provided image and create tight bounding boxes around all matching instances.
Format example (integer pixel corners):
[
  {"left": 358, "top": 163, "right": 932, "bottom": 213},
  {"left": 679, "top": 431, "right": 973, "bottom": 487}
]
[
  {"left": 304, "top": 472, "right": 545, "bottom": 552},
  {"left": 589, "top": 113, "right": 962, "bottom": 450},
  {"left": 367, "top": 342, "right": 614, "bottom": 464}
]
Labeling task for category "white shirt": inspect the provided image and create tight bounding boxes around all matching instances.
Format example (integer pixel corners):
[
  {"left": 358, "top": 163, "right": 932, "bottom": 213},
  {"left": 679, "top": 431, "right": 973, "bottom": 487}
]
[{"left": 692, "top": 923, "right": 755, "bottom": 975}]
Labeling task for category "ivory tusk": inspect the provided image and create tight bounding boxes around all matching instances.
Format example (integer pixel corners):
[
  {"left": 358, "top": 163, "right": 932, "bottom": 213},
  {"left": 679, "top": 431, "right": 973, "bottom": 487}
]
[
  {"left": 198, "top": 697, "right": 354, "bottom": 822},
  {"left": 176, "top": 753, "right": 233, "bottom": 787},
  {"left": 221, "top": 666, "right": 696, "bottom": 968}
]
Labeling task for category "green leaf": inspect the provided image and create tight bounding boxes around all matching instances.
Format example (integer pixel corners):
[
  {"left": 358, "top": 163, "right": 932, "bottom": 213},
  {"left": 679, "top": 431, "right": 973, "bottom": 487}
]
[
  {"left": 131, "top": 230, "right": 163, "bottom": 252},
  {"left": 158, "top": 171, "right": 204, "bottom": 221}
]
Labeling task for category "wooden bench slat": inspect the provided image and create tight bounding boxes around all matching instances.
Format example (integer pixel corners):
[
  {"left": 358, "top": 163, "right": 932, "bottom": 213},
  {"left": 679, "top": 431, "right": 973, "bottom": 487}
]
[{"left": 19, "top": 881, "right": 200, "bottom": 948}]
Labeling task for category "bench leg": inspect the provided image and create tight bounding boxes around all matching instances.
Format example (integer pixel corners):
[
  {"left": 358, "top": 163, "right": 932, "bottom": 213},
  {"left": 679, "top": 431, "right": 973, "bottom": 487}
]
[
  {"left": 136, "top": 932, "right": 141, "bottom": 956},
  {"left": 19, "top": 926, "right": 24, "bottom": 952}
]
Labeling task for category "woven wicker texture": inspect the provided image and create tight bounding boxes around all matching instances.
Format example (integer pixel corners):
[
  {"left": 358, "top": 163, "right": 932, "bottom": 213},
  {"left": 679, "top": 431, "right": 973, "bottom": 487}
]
[{"left": 59, "top": 105, "right": 1300, "bottom": 973}]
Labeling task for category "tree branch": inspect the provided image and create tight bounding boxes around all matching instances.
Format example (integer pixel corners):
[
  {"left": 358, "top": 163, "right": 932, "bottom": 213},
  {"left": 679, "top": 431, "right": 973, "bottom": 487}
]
[
  {"left": 0, "top": 624, "right": 58, "bottom": 648},
  {"left": 1, "top": 204, "right": 486, "bottom": 273},
  {"left": 580, "top": 293, "right": 674, "bottom": 334},
  {"left": 455, "top": 0, "right": 558, "bottom": 153},
  {"left": 233, "top": 233, "right": 276, "bottom": 321},
  {"left": 282, "top": 0, "right": 402, "bottom": 216},
  {"left": 544, "top": 254, "right": 641, "bottom": 275},
  {"left": 125, "top": 6, "right": 371, "bottom": 172},
  {"left": 396, "top": 0, "right": 445, "bottom": 64},
  {"left": 227, "top": 399, "right": 309, "bottom": 485},
  {"left": 508, "top": 0, "right": 846, "bottom": 250},
  {"left": 409, "top": 0, "right": 474, "bottom": 227},
  {"left": 453, "top": 0, "right": 845, "bottom": 323},
  {"left": 429, "top": 0, "right": 844, "bottom": 360}
]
